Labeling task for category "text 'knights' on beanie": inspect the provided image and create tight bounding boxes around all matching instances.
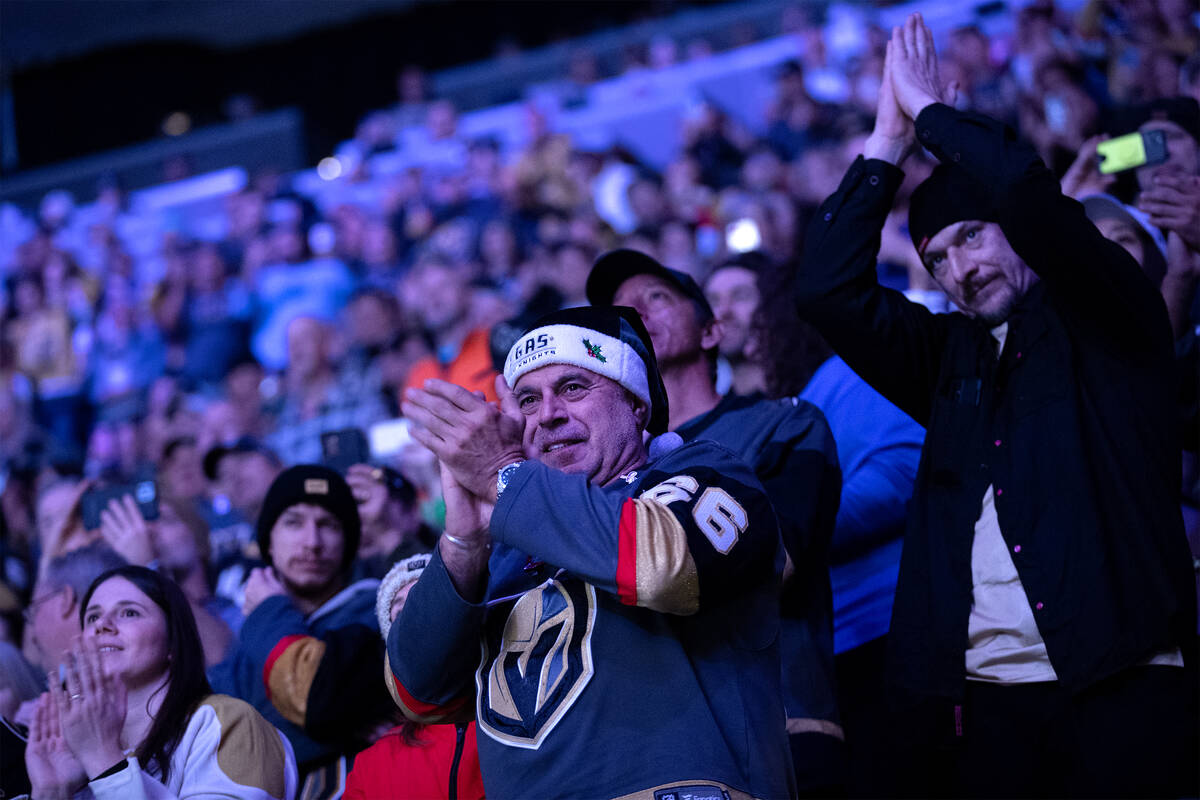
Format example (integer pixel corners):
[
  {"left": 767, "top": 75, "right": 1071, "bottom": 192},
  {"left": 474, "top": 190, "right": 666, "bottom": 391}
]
[
  {"left": 256, "top": 464, "right": 361, "bottom": 573},
  {"left": 908, "top": 163, "right": 999, "bottom": 264},
  {"left": 502, "top": 304, "right": 670, "bottom": 436}
]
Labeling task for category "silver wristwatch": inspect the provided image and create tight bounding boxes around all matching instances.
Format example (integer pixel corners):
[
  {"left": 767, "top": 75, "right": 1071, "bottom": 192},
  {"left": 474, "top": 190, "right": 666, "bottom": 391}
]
[{"left": 496, "top": 460, "right": 524, "bottom": 500}]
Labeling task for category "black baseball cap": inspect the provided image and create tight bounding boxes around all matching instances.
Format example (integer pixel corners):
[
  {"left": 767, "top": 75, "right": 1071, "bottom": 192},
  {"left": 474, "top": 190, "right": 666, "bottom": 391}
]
[{"left": 586, "top": 248, "right": 714, "bottom": 320}]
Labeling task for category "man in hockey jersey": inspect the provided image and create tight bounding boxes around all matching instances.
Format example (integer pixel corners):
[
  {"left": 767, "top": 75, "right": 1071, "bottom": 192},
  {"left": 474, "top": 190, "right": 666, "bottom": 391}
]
[
  {"left": 587, "top": 250, "right": 844, "bottom": 793},
  {"left": 209, "top": 465, "right": 393, "bottom": 797},
  {"left": 394, "top": 305, "right": 794, "bottom": 800}
]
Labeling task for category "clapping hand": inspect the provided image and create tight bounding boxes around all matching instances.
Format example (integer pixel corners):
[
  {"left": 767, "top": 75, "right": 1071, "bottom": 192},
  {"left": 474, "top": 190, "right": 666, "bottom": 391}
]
[
  {"left": 54, "top": 638, "right": 128, "bottom": 781},
  {"left": 864, "top": 34, "right": 916, "bottom": 165},
  {"left": 888, "top": 14, "right": 957, "bottom": 123},
  {"left": 25, "top": 692, "right": 87, "bottom": 800},
  {"left": 864, "top": 13, "right": 957, "bottom": 166},
  {"left": 402, "top": 378, "right": 525, "bottom": 500}
]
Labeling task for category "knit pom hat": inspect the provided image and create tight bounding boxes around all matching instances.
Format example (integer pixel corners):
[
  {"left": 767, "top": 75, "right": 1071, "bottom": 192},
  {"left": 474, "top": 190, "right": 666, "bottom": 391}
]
[
  {"left": 503, "top": 305, "right": 670, "bottom": 435},
  {"left": 256, "top": 464, "right": 361, "bottom": 574},
  {"left": 375, "top": 553, "right": 430, "bottom": 640}
]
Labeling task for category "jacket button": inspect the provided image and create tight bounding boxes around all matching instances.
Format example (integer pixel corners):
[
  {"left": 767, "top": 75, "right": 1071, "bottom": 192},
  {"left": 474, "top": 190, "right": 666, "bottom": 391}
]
[
  {"left": 869, "top": 175, "right": 880, "bottom": 186},
  {"left": 824, "top": 212, "right": 833, "bottom": 221},
  {"left": 996, "top": 488, "right": 1003, "bottom": 497},
  {"left": 994, "top": 439, "right": 1001, "bottom": 447},
  {"left": 1035, "top": 602, "right": 1044, "bottom": 610},
  {"left": 1013, "top": 544, "right": 1021, "bottom": 553}
]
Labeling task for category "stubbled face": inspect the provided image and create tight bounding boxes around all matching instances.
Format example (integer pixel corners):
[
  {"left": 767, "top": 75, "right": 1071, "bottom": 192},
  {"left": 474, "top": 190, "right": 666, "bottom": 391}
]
[
  {"left": 83, "top": 577, "right": 170, "bottom": 690},
  {"left": 512, "top": 364, "right": 647, "bottom": 486},
  {"left": 922, "top": 221, "right": 1038, "bottom": 326},
  {"left": 1136, "top": 120, "right": 1199, "bottom": 190},
  {"left": 269, "top": 503, "right": 345, "bottom": 597},
  {"left": 613, "top": 274, "right": 712, "bottom": 366},
  {"left": 704, "top": 266, "right": 760, "bottom": 361}
]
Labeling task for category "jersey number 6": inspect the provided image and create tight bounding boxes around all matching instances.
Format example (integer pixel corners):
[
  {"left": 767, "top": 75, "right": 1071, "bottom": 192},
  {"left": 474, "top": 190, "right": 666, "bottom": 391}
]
[{"left": 640, "top": 476, "right": 748, "bottom": 554}]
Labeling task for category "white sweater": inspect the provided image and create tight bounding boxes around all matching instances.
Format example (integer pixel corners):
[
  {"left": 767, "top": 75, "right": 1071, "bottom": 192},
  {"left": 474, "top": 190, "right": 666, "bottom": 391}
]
[{"left": 84, "top": 694, "right": 298, "bottom": 800}]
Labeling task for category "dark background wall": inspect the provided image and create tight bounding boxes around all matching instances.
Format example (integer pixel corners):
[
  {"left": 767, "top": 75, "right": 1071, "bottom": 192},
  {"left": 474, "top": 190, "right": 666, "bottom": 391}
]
[{"left": 3, "top": 0, "right": 683, "bottom": 173}]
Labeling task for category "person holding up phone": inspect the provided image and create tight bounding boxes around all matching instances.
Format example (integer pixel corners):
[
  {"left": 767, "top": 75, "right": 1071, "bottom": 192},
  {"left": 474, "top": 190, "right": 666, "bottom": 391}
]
[
  {"left": 1063, "top": 99, "right": 1200, "bottom": 339},
  {"left": 86, "top": 491, "right": 235, "bottom": 668},
  {"left": 344, "top": 464, "right": 437, "bottom": 579},
  {"left": 1127, "top": 99, "right": 1200, "bottom": 343}
]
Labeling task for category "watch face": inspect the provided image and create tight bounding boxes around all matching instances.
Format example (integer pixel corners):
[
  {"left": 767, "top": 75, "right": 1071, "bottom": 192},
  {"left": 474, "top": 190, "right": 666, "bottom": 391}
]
[{"left": 498, "top": 462, "right": 522, "bottom": 496}]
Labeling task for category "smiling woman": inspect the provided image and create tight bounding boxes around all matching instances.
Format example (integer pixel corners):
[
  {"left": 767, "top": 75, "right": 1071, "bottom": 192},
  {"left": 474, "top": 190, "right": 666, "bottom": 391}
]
[{"left": 22, "top": 565, "right": 298, "bottom": 800}]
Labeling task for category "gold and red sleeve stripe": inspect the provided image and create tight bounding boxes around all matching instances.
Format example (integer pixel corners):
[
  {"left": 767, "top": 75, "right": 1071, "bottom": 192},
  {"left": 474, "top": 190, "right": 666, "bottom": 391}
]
[
  {"left": 615, "top": 498, "right": 700, "bottom": 615},
  {"left": 384, "top": 650, "right": 469, "bottom": 724},
  {"left": 262, "top": 634, "right": 326, "bottom": 727}
]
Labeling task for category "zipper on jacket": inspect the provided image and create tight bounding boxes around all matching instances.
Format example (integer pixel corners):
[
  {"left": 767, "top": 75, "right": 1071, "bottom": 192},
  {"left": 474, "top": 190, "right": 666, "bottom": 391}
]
[{"left": 449, "top": 722, "right": 467, "bottom": 800}]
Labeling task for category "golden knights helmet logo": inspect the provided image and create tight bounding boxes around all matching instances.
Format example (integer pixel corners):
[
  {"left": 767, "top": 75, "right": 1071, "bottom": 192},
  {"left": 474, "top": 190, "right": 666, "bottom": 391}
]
[{"left": 476, "top": 579, "right": 596, "bottom": 749}]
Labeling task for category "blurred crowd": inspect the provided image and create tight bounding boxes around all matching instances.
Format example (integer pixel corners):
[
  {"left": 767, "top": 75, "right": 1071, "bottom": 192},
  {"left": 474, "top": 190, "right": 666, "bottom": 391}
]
[{"left": 1, "top": 0, "right": 1198, "bottom": 795}]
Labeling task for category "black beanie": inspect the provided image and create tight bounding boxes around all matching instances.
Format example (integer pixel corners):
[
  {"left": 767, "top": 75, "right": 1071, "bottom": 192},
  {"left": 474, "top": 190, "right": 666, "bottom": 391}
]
[
  {"left": 908, "top": 163, "right": 999, "bottom": 263},
  {"left": 256, "top": 464, "right": 361, "bottom": 573}
]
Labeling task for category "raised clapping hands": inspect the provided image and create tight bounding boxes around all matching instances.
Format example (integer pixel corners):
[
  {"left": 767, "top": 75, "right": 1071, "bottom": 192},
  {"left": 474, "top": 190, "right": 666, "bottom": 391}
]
[
  {"left": 402, "top": 376, "right": 521, "bottom": 596},
  {"left": 47, "top": 638, "right": 128, "bottom": 784},
  {"left": 865, "top": 13, "right": 957, "bottom": 166},
  {"left": 440, "top": 461, "right": 493, "bottom": 549},
  {"left": 401, "top": 376, "right": 525, "bottom": 501},
  {"left": 25, "top": 691, "right": 87, "bottom": 800},
  {"left": 888, "top": 14, "right": 955, "bottom": 121}
]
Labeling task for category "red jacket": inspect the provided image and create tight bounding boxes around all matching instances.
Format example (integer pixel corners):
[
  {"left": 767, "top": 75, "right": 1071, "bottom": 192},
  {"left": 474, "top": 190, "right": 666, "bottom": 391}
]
[{"left": 344, "top": 721, "right": 485, "bottom": 800}]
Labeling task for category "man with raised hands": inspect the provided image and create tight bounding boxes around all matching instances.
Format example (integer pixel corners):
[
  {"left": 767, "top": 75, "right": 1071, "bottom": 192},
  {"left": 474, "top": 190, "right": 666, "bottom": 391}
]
[
  {"left": 390, "top": 305, "right": 793, "bottom": 800},
  {"left": 795, "top": 13, "right": 1196, "bottom": 797}
]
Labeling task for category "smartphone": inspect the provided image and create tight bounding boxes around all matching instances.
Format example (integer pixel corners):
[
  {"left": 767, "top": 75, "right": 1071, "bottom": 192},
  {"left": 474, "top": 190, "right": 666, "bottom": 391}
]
[
  {"left": 368, "top": 419, "right": 413, "bottom": 460},
  {"left": 321, "top": 428, "right": 370, "bottom": 473},
  {"left": 1097, "top": 130, "right": 1168, "bottom": 174},
  {"left": 81, "top": 480, "right": 159, "bottom": 530}
]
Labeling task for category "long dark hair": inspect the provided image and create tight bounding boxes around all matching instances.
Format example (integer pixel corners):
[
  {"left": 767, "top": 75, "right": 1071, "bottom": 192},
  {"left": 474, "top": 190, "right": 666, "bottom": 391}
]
[
  {"left": 80, "top": 565, "right": 211, "bottom": 782},
  {"left": 751, "top": 256, "right": 833, "bottom": 398}
]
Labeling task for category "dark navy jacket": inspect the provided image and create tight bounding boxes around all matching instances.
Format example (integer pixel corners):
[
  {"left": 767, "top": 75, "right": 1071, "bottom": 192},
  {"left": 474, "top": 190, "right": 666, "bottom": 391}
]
[
  {"left": 386, "top": 440, "right": 794, "bottom": 800},
  {"left": 796, "top": 103, "right": 1194, "bottom": 698}
]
